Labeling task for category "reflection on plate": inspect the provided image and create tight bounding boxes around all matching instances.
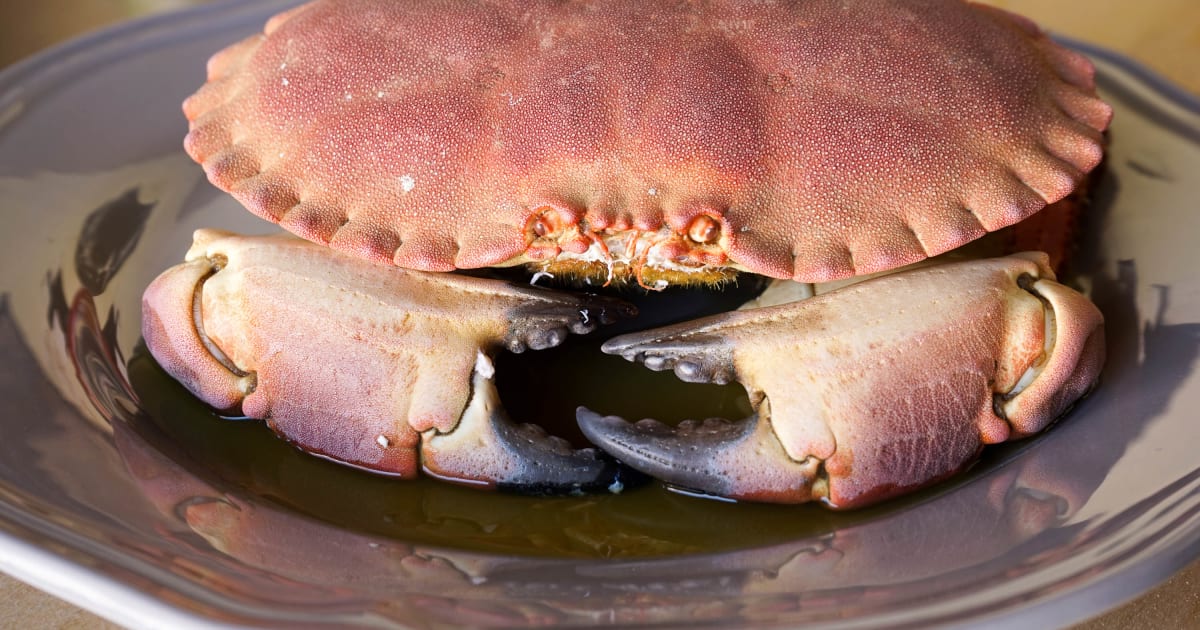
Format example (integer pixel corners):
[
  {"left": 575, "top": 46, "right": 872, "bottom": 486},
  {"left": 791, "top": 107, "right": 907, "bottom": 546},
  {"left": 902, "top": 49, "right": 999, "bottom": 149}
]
[{"left": 1, "top": 1, "right": 1199, "bottom": 627}]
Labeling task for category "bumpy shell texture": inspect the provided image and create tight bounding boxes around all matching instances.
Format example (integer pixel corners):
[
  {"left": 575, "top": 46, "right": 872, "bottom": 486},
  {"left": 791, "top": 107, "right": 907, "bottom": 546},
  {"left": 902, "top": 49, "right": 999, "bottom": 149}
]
[{"left": 183, "top": 0, "right": 1111, "bottom": 282}]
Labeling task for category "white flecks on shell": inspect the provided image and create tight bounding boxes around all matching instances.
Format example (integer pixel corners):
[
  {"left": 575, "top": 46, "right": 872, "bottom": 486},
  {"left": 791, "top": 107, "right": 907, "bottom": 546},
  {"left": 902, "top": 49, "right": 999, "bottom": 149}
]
[
  {"left": 376, "top": 434, "right": 390, "bottom": 448},
  {"left": 399, "top": 174, "right": 416, "bottom": 192}
]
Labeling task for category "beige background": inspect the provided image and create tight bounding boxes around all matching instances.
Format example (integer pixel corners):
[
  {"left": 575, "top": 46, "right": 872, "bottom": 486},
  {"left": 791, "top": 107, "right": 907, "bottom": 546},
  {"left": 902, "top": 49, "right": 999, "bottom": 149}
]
[{"left": 1, "top": 1, "right": 1198, "bottom": 628}]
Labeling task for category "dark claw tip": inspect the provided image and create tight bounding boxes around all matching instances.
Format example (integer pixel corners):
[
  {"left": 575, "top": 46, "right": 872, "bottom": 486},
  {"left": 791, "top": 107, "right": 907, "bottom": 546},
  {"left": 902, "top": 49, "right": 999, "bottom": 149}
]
[
  {"left": 493, "top": 418, "right": 644, "bottom": 496},
  {"left": 507, "top": 294, "right": 635, "bottom": 354},
  {"left": 576, "top": 407, "right": 820, "bottom": 504}
]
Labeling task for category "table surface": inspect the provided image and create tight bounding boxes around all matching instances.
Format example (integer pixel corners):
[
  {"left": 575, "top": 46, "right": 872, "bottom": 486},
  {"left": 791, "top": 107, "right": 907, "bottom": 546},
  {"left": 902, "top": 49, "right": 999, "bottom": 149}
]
[{"left": 1, "top": 1, "right": 1197, "bottom": 628}]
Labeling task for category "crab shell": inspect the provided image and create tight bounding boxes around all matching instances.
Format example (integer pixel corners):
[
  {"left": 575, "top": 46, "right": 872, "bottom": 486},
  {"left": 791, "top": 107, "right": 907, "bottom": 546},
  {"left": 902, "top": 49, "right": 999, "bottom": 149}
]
[{"left": 183, "top": 0, "right": 1110, "bottom": 285}]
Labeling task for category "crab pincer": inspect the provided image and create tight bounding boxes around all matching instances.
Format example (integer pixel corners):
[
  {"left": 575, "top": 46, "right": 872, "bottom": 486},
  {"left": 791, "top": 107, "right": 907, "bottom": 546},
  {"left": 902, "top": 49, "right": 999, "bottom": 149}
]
[
  {"left": 580, "top": 254, "right": 1105, "bottom": 507},
  {"left": 142, "top": 230, "right": 635, "bottom": 493}
]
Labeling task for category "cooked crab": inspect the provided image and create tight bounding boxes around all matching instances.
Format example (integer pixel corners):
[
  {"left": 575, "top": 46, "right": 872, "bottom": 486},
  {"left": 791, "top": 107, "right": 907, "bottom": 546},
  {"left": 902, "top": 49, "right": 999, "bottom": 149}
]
[{"left": 144, "top": 0, "right": 1111, "bottom": 507}]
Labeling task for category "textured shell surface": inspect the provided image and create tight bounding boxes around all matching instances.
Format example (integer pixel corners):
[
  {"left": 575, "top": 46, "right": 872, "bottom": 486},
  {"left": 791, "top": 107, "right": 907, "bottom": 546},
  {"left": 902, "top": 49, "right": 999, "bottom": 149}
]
[{"left": 184, "top": 0, "right": 1111, "bottom": 282}]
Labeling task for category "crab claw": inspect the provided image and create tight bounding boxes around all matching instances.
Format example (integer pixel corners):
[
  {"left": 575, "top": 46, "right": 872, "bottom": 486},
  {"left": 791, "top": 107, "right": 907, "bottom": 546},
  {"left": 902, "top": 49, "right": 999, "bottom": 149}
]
[
  {"left": 142, "top": 229, "right": 634, "bottom": 494},
  {"left": 580, "top": 253, "right": 1105, "bottom": 507}
]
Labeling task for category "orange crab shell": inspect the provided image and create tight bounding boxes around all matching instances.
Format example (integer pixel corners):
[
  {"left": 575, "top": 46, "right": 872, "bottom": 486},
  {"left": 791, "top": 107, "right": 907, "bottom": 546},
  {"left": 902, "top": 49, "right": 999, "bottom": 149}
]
[{"left": 183, "top": 0, "right": 1111, "bottom": 283}]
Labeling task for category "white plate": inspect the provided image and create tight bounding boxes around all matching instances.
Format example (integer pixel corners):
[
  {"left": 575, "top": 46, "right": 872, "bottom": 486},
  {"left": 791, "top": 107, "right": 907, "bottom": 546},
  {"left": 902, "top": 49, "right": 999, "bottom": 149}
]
[{"left": 1, "top": 1, "right": 1199, "bottom": 627}]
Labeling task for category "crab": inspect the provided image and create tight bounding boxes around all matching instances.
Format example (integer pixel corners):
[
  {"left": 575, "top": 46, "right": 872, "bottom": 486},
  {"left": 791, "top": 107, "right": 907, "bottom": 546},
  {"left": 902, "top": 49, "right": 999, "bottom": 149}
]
[{"left": 143, "top": 0, "right": 1111, "bottom": 507}]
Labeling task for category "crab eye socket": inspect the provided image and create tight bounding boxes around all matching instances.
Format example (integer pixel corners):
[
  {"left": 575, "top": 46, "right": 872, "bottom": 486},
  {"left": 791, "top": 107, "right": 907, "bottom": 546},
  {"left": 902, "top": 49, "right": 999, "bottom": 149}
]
[
  {"left": 528, "top": 206, "right": 563, "bottom": 239},
  {"left": 686, "top": 215, "right": 721, "bottom": 245}
]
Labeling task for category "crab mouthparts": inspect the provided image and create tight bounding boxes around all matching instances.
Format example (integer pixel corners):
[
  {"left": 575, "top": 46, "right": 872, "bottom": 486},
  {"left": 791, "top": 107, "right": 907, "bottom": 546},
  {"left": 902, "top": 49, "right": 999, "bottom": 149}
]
[{"left": 523, "top": 226, "right": 740, "bottom": 290}]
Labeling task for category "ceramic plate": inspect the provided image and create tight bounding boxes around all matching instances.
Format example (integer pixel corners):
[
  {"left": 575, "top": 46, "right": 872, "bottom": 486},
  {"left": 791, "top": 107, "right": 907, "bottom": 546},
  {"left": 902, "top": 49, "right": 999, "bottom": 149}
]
[{"left": 1, "top": 1, "right": 1199, "bottom": 627}]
